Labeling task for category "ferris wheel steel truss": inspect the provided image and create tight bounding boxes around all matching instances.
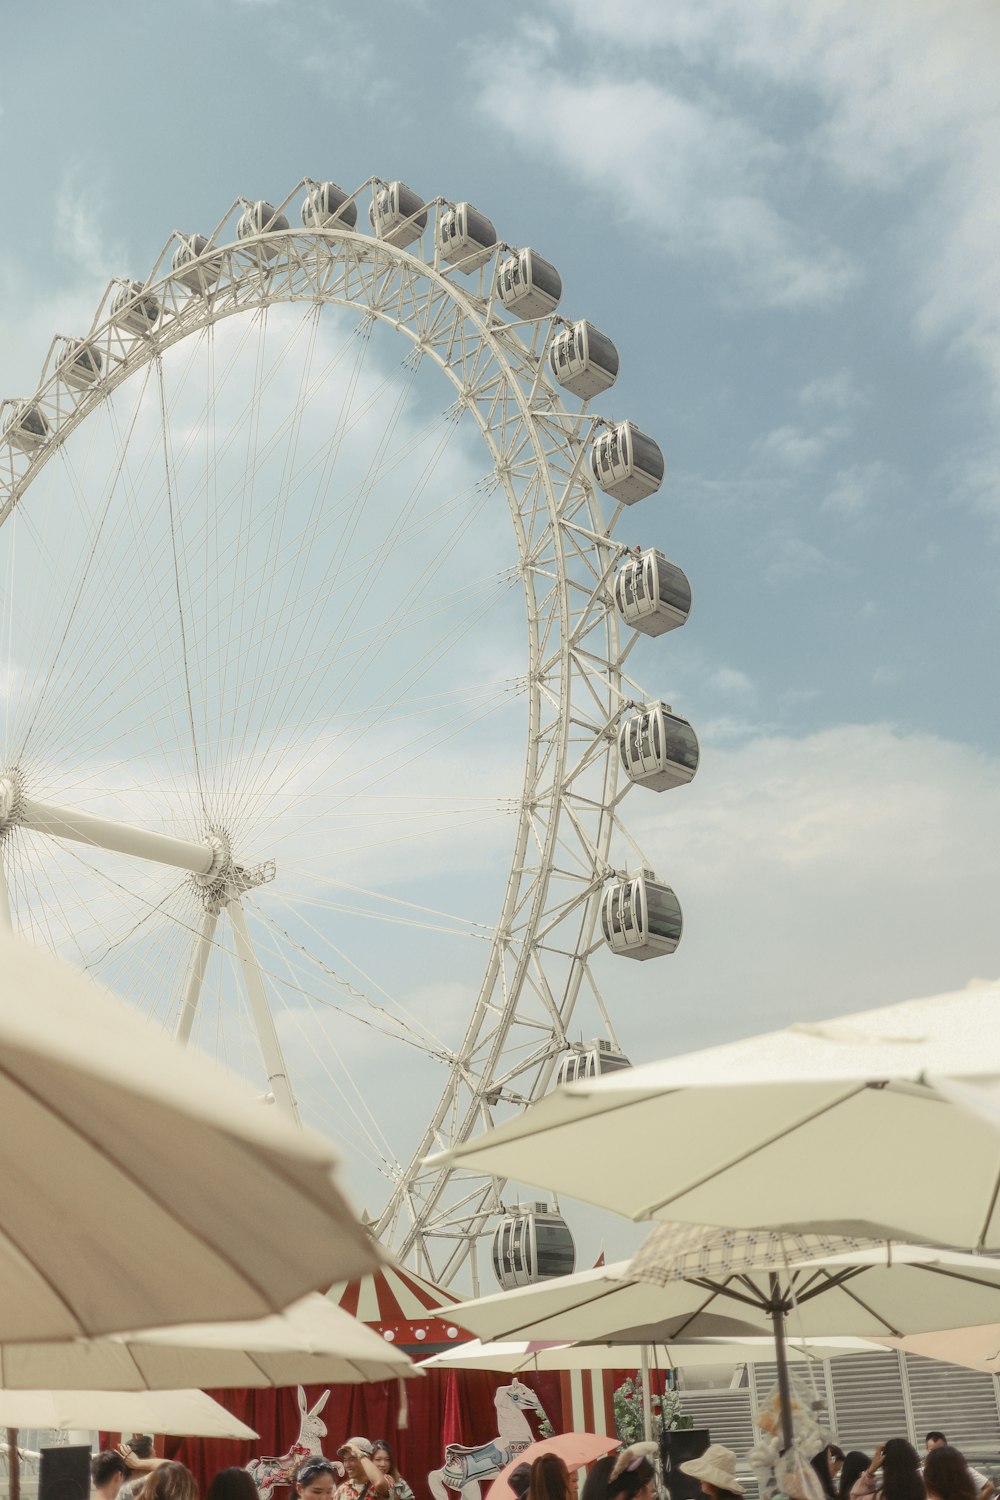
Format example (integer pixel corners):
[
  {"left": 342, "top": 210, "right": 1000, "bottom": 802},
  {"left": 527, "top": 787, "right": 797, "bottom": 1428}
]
[{"left": 0, "top": 177, "right": 673, "bottom": 1285}]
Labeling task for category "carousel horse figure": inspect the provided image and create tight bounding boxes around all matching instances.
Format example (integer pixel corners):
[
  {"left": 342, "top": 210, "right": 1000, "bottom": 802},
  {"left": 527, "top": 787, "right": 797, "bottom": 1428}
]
[
  {"left": 246, "top": 1387, "right": 332, "bottom": 1500},
  {"left": 428, "top": 1378, "right": 547, "bottom": 1500}
]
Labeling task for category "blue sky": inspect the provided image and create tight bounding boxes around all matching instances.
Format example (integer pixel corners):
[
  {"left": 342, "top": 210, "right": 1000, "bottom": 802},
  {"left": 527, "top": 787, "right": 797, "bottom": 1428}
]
[{"left": 2, "top": 0, "right": 999, "bottom": 1267}]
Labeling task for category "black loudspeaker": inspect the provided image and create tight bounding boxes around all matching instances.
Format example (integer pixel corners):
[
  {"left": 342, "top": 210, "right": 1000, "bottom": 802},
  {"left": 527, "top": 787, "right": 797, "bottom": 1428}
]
[
  {"left": 660, "top": 1429, "right": 712, "bottom": 1500},
  {"left": 39, "top": 1446, "right": 92, "bottom": 1500}
]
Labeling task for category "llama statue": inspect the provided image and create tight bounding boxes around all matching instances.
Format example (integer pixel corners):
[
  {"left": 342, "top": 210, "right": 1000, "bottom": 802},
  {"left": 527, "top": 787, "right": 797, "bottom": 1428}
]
[
  {"left": 428, "top": 1378, "right": 547, "bottom": 1500},
  {"left": 246, "top": 1386, "right": 332, "bottom": 1500}
]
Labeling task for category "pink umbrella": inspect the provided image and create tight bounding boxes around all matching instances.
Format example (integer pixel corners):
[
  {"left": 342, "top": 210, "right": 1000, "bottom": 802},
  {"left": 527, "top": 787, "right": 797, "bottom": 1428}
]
[{"left": 486, "top": 1434, "right": 621, "bottom": 1500}]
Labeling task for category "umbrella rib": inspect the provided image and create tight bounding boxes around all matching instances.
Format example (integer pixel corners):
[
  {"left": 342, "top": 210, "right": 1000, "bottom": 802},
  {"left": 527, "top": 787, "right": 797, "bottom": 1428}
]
[
  {"left": 490, "top": 1281, "right": 636, "bottom": 1341},
  {"left": 824, "top": 1280, "right": 904, "bottom": 1337},
  {"left": 977, "top": 1165, "right": 1000, "bottom": 1251},
  {"left": 788, "top": 1267, "right": 870, "bottom": 1304},
  {"left": 633, "top": 1083, "right": 871, "bottom": 1217},
  {"left": 688, "top": 1276, "right": 767, "bottom": 1313},
  {"left": 915, "top": 1263, "right": 1000, "bottom": 1296}
]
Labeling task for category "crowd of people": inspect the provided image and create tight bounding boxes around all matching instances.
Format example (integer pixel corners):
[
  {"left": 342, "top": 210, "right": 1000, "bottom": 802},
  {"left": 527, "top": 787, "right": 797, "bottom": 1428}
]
[
  {"left": 90, "top": 1435, "right": 416, "bottom": 1500},
  {"left": 679, "top": 1433, "right": 996, "bottom": 1500},
  {"left": 89, "top": 1429, "right": 997, "bottom": 1500},
  {"left": 88, "top": 1439, "right": 670, "bottom": 1500}
]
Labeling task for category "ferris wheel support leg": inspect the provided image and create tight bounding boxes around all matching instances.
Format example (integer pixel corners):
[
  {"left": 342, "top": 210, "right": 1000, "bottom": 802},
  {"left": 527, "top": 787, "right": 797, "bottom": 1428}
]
[
  {"left": 0, "top": 853, "right": 11, "bottom": 931},
  {"left": 175, "top": 907, "right": 220, "bottom": 1045},
  {"left": 226, "top": 895, "right": 299, "bottom": 1123}
]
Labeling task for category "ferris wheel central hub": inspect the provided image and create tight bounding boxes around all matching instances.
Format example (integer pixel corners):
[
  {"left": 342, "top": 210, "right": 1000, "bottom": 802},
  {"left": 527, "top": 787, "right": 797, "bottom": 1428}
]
[{"left": 191, "top": 826, "right": 276, "bottom": 912}]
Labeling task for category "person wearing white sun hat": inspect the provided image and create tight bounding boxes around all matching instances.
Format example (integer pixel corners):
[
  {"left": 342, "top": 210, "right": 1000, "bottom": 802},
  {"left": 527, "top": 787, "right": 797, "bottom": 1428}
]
[{"left": 680, "top": 1446, "right": 746, "bottom": 1499}]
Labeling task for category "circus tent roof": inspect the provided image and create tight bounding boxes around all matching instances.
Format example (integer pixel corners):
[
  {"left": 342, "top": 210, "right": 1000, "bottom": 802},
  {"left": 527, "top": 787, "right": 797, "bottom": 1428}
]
[{"left": 328, "top": 1262, "right": 470, "bottom": 1351}]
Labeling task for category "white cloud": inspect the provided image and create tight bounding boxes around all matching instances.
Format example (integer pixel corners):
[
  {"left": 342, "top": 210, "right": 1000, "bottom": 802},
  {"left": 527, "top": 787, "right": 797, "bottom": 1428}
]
[
  {"left": 474, "top": 52, "right": 857, "bottom": 309},
  {"left": 619, "top": 721, "right": 1000, "bottom": 1049},
  {"left": 764, "top": 535, "right": 837, "bottom": 582},
  {"left": 752, "top": 423, "right": 842, "bottom": 471},
  {"left": 707, "top": 665, "right": 755, "bottom": 698},
  {"left": 822, "top": 459, "right": 900, "bottom": 518},
  {"left": 549, "top": 0, "right": 1000, "bottom": 405}
]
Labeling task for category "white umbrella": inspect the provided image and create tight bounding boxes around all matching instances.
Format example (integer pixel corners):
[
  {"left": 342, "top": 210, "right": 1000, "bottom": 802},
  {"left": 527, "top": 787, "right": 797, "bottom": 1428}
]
[
  {"left": 0, "top": 1388, "right": 257, "bottom": 1438},
  {"left": 0, "top": 1294, "right": 415, "bottom": 1389},
  {"left": 0, "top": 934, "right": 380, "bottom": 1338},
  {"left": 426, "top": 979, "right": 1000, "bottom": 1246},
  {"left": 446, "top": 1231, "right": 1000, "bottom": 1446},
  {"left": 873, "top": 1323, "right": 1000, "bottom": 1374},
  {"left": 416, "top": 1335, "right": 879, "bottom": 1372}
]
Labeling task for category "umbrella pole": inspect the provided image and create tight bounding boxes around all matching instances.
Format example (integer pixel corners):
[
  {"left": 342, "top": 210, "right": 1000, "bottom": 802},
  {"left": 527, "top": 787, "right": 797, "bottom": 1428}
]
[
  {"left": 640, "top": 1344, "right": 653, "bottom": 1442},
  {"left": 7, "top": 1430, "right": 19, "bottom": 1500},
  {"left": 769, "top": 1278, "right": 794, "bottom": 1452}
]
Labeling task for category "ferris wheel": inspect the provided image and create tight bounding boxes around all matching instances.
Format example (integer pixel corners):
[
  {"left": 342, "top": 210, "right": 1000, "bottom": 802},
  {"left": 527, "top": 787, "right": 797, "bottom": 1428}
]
[{"left": 0, "top": 176, "right": 698, "bottom": 1290}]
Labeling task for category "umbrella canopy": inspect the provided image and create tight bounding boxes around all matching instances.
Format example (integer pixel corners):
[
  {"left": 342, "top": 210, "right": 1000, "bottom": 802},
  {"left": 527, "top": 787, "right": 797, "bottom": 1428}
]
[
  {"left": 446, "top": 1231, "right": 1000, "bottom": 1446},
  {"left": 442, "top": 1258, "right": 767, "bottom": 1344},
  {"left": 0, "top": 934, "right": 380, "bottom": 1339},
  {"left": 0, "top": 1294, "right": 415, "bottom": 1389},
  {"left": 416, "top": 1336, "right": 880, "bottom": 1373},
  {"left": 485, "top": 1434, "right": 620, "bottom": 1500},
  {"left": 873, "top": 1323, "right": 1000, "bottom": 1374},
  {"left": 0, "top": 1388, "right": 257, "bottom": 1438},
  {"left": 425, "top": 980, "right": 1000, "bottom": 1246}
]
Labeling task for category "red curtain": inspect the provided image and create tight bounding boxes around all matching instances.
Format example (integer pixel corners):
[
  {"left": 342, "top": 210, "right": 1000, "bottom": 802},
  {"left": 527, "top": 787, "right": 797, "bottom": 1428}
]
[{"left": 105, "top": 1369, "right": 566, "bottom": 1500}]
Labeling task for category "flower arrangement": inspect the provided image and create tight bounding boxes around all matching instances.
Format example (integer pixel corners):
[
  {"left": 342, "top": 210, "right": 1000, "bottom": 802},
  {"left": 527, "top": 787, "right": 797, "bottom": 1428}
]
[{"left": 613, "top": 1378, "right": 692, "bottom": 1444}]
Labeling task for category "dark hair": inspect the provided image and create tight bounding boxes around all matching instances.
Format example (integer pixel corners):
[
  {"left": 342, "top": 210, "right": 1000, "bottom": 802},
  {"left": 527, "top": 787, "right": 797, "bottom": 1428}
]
[
  {"left": 926, "top": 1438, "right": 948, "bottom": 1449},
  {"left": 582, "top": 1454, "right": 656, "bottom": 1500},
  {"left": 509, "top": 1466, "right": 533, "bottom": 1500},
  {"left": 130, "top": 1439, "right": 156, "bottom": 1462},
  {"left": 372, "top": 1444, "right": 400, "bottom": 1483},
  {"left": 839, "top": 1453, "right": 872, "bottom": 1500},
  {"left": 529, "top": 1456, "right": 572, "bottom": 1500},
  {"left": 92, "top": 1455, "right": 129, "bottom": 1489},
  {"left": 206, "top": 1472, "right": 260, "bottom": 1500},
  {"left": 139, "top": 1465, "right": 199, "bottom": 1500},
  {"left": 812, "top": 1449, "right": 840, "bottom": 1500},
  {"left": 293, "top": 1461, "right": 339, "bottom": 1491},
  {"left": 881, "top": 1440, "right": 925, "bottom": 1500},
  {"left": 923, "top": 1448, "right": 976, "bottom": 1500}
]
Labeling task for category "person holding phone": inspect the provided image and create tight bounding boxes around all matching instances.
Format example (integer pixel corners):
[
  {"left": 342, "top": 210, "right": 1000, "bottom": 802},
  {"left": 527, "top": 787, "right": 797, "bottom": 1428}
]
[{"left": 852, "top": 1441, "right": 925, "bottom": 1500}]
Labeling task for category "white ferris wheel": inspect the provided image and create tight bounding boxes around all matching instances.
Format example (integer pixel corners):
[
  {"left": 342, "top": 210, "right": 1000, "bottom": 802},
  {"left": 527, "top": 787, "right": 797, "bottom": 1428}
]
[{"left": 0, "top": 177, "right": 698, "bottom": 1291}]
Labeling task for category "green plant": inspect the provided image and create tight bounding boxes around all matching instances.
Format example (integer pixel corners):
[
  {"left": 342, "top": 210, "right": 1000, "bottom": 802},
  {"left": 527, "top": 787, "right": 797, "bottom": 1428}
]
[{"left": 612, "top": 1378, "right": 692, "bottom": 1443}]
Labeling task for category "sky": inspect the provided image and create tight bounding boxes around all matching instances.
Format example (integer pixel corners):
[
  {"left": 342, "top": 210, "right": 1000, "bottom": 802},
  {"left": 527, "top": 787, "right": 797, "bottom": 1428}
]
[{"left": 2, "top": 0, "right": 999, "bottom": 1278}]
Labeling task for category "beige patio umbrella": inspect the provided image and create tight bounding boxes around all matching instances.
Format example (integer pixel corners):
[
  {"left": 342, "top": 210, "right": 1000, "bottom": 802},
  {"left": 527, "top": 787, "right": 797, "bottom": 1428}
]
[
  {"left": 426, "top": 979, "right": 1000, "bottom": 1247},
  {"left": 874, "top": 1323, "right": 1000, "bottom": 1374},
  {"left": 416, "top": 1334, "right": 879, "bottom": 1372},
  {"left": 445, "top": 1230, "right": 1000, "bottom": 1446},
  {"left": 0, "top": 933, "right": 379, "bottom": 1339},
  {"left": 0, "top": 1388, "right": 257, "bottom": 1438},
  {"left": 0, "top": 1293, "right": 415, "bottom": 1389}
]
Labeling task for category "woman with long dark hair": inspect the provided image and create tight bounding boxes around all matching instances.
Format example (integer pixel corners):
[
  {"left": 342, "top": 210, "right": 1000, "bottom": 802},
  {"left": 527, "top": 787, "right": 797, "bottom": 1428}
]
[
  {"left": 840, "top": 1454, "right": 872, "bottom": 1500},
  {"left": 528, "top": 1456, "right": 573, "bottom": 1500},
  {"left": 205, "top": 1472, "right": 260, "bottom": 1500},
  {"left": 851, "top": 1441, "right": 925, "bottom": 1500},
  {"left": 812, "top": 1447, "right": 845, "bottom": 1500},
  {"left": 924, "top": 1449, "right": 977, "bottom": 1500}
]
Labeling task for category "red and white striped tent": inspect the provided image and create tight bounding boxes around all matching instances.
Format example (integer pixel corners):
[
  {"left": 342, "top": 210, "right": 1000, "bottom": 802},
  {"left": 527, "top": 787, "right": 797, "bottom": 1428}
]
[{"left": 329, "top": 1263, "right": 471, "bottom": 1352}]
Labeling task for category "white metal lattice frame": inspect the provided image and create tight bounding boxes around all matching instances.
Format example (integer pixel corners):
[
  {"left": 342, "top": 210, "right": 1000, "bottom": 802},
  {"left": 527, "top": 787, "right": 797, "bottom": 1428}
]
[{"left": 0, "top": 177, "right": 655, "bottom": 1284}]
